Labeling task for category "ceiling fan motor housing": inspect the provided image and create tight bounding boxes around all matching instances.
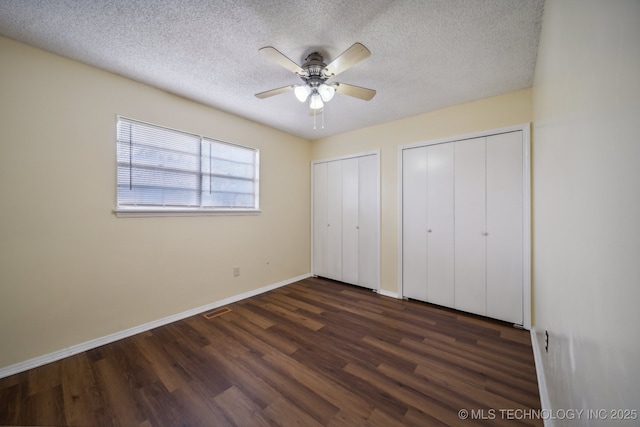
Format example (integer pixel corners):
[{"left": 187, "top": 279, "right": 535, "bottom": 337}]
[{"left": 300, "top": 52, "right": 329, "bottom": 88}]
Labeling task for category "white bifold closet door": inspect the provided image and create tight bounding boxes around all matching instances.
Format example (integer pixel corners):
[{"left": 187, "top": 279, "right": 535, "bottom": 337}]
[
  {"left": 402, "top": 130, "right": 526, "bottom": 326},
  {"left": 357, "top": 155, "right": 378, "bottom": 289},
  {"left": 342, "top": 158, "right": 359, "bottom": 285},
  {"left": 326, "top": 161, "right": 343, "bottom": 280},
  {"left": 454, "top": 137, "right": 488, "bottom": 316},
  {"left": 313, "top": 154, "right": 379, "bottom": 290},
  {"left": 402, "top": 143, "right": 454, "bottom": 306},
  {"left": 402, "top": 146, "right": 429, "bottom": 301},
  {"left": 453, "top": 133, "right": 524, "bottom": 323},
  {"left": 485, "top": 132, "right": 523, "bottom": 324}
]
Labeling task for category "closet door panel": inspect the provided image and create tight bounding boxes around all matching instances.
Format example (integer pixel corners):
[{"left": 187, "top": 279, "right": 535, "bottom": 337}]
[
  {"left": 326, "top": 161, "right": 343, "bottom": 280},
  {"left": 342, "top": 157, "right": 360, "bottom": 285},
  {"left": 402, "top": 147, "right": 428, "bottom": 301},
  {"left": 426, "top": 143, "right": 455, "bottom": 307},
  {"left": 454, "top": 137, "right": 487, "bottom": 316},
  {"left": 312, "top": 163, "right": 328, "bottom": 277},
  {"left": 358, "top": 155, "right": 378, "bottom": 289},
  {"left": 486, "top": 132, "right": 524, "bottom": 324}
]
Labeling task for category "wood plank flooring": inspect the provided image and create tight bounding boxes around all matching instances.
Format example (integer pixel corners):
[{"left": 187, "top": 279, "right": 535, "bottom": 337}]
[{"left": 0, "top": 277, "right": 542, "bottom": 426}]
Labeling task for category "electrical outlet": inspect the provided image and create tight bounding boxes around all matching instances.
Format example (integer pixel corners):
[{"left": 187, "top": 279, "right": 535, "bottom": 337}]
[
  {"left": 545, "top": 330, "right": 549, "bottom": 353},
  {"left": 233, "top": 267, "right": 240, "bottom": 277}
]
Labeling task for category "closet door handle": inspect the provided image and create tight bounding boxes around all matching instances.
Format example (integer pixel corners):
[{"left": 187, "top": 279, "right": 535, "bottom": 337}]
[
  {"left": 427, "top": 229, "right": 432, "bottom": 233},
  {"left": 482, "top": 232, "right": 489, "bottom": 236}
]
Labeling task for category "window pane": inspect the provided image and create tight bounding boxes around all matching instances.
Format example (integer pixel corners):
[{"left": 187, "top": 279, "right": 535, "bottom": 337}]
[
  {"left": 117, "top": 119, "right": 201, "bottom": 207},
  {"left": 117, "top": 117, "right": 259, "bottom": 211},
  {"left": 201, "top": 139, "right": 258, "bottom": 208}
]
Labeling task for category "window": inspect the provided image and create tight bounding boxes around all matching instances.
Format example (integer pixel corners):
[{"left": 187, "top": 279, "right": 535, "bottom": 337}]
[{"left": 115, "top": 117, "right": 259, "bottom": 217}]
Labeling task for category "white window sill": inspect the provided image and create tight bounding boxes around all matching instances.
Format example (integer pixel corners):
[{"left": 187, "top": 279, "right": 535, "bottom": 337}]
[{"left": 114, "top": 208, "right": 261, "bottom": 218}]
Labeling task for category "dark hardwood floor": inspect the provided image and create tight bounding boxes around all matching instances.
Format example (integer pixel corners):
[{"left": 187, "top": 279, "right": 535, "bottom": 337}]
[{"left": 0, "top": 277, "right": 542, "bottom": 426}]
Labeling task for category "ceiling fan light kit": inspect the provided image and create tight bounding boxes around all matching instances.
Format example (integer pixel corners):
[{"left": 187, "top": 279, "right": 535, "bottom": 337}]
[
  {"left": 256, "top": 43, "right": 376, "bottom": 128},
  {"left": 317, "top": 84, "right": 335, "bottom": 103},
  {"left": 294, "top": 85, "right": 311, "bottom": 102},
  {"left": 297, "top": 84, "right": 334, "bottom": 110},
  {"left": 309, "top": 93, "right": 324, "bottom": 110}
]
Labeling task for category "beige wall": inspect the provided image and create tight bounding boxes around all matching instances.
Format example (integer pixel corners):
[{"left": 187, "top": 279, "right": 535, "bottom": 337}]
[
  {"left": 0, "top": 37, "right": 311, "bottom": 370},
  {"left": 311, "top": 89, "right": 532, "bottom": 294},
  {"left": 531, "top": 0, "right": 640, "bottom": 418}
]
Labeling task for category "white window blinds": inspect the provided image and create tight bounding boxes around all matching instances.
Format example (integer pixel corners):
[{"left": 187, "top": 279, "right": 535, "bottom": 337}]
[{"left": 116, "top": 117, "right": 259, "bottom": 212}]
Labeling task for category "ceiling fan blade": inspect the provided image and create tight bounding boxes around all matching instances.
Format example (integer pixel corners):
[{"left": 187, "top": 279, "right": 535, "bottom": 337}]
[
  {"left": 259, "top": 46, "right": 306, "bottom": 75},
  {"left": 334, "top": 83, "right": 376, "bottom": 101},
  {"left": 255, "top": 85, "right": 295, "bottom": 99},
  {"left": 324, "top": 43, "right": 371, "bottom": 77}
]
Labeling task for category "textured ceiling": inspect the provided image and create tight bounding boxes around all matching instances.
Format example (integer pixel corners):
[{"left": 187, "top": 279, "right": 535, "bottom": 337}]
[{"left": 0, "top": 0, "right": 544, "bottom": 141}]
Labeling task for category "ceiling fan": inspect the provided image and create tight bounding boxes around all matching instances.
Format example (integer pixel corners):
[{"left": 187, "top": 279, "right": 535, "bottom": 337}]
[{"left": 255, "top": 43, "right": 376, "bottom": 115}]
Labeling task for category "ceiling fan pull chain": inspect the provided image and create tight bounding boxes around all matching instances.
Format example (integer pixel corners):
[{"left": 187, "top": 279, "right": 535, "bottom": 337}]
[
  {"left": 313, "top": 107, "right": 317, "bottom": 130},
  {"left": 322, "top": 108, "right": 325, "bottom": 129}
]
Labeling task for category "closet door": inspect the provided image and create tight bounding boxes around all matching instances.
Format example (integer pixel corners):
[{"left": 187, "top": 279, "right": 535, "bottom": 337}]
[
  {"left": 358, "top": 155, "right": 378, "bottom": 289},
  {"left": 486, "top": 132, "right": 523, "bottom": 324},
  {"left": 342, "top": 157, "right": 360, "bottom": 285},
  {"left": 326, "top": 161, "right": 343, "bottom": 281},
  {"left": 426, "top": 143, "right": 455, "bottom": 306},
  {"left": 312, "top": 153, "right": 380, "bottom": 290},
  {"left": 402, "top": 147, "right": 428, "bottom": 301},
  {"left": 454, "top": 137, "right": 487, "bottom": 317},
  {"left": 312, "top": 162, "right": 328, "bottom": 278},
  {"left": 402, "top": 144, "right": 454, "bottom": 303}
]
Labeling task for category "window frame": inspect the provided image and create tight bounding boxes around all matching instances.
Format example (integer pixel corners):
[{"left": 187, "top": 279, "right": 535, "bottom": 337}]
[{"left": 114, "top": 116, "right": 260, "bottom": 218}]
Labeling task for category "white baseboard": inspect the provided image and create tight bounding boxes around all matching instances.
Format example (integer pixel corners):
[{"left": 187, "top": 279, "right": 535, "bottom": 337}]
[
  {"left": 530, "top": 327, "right": 553, "bottom": 427},
  {"left": 0, "top": 273, "right": 311, "bottom": 380},
  {"left": 377, "top": 289, "right": 400, "bottom": 299}
]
